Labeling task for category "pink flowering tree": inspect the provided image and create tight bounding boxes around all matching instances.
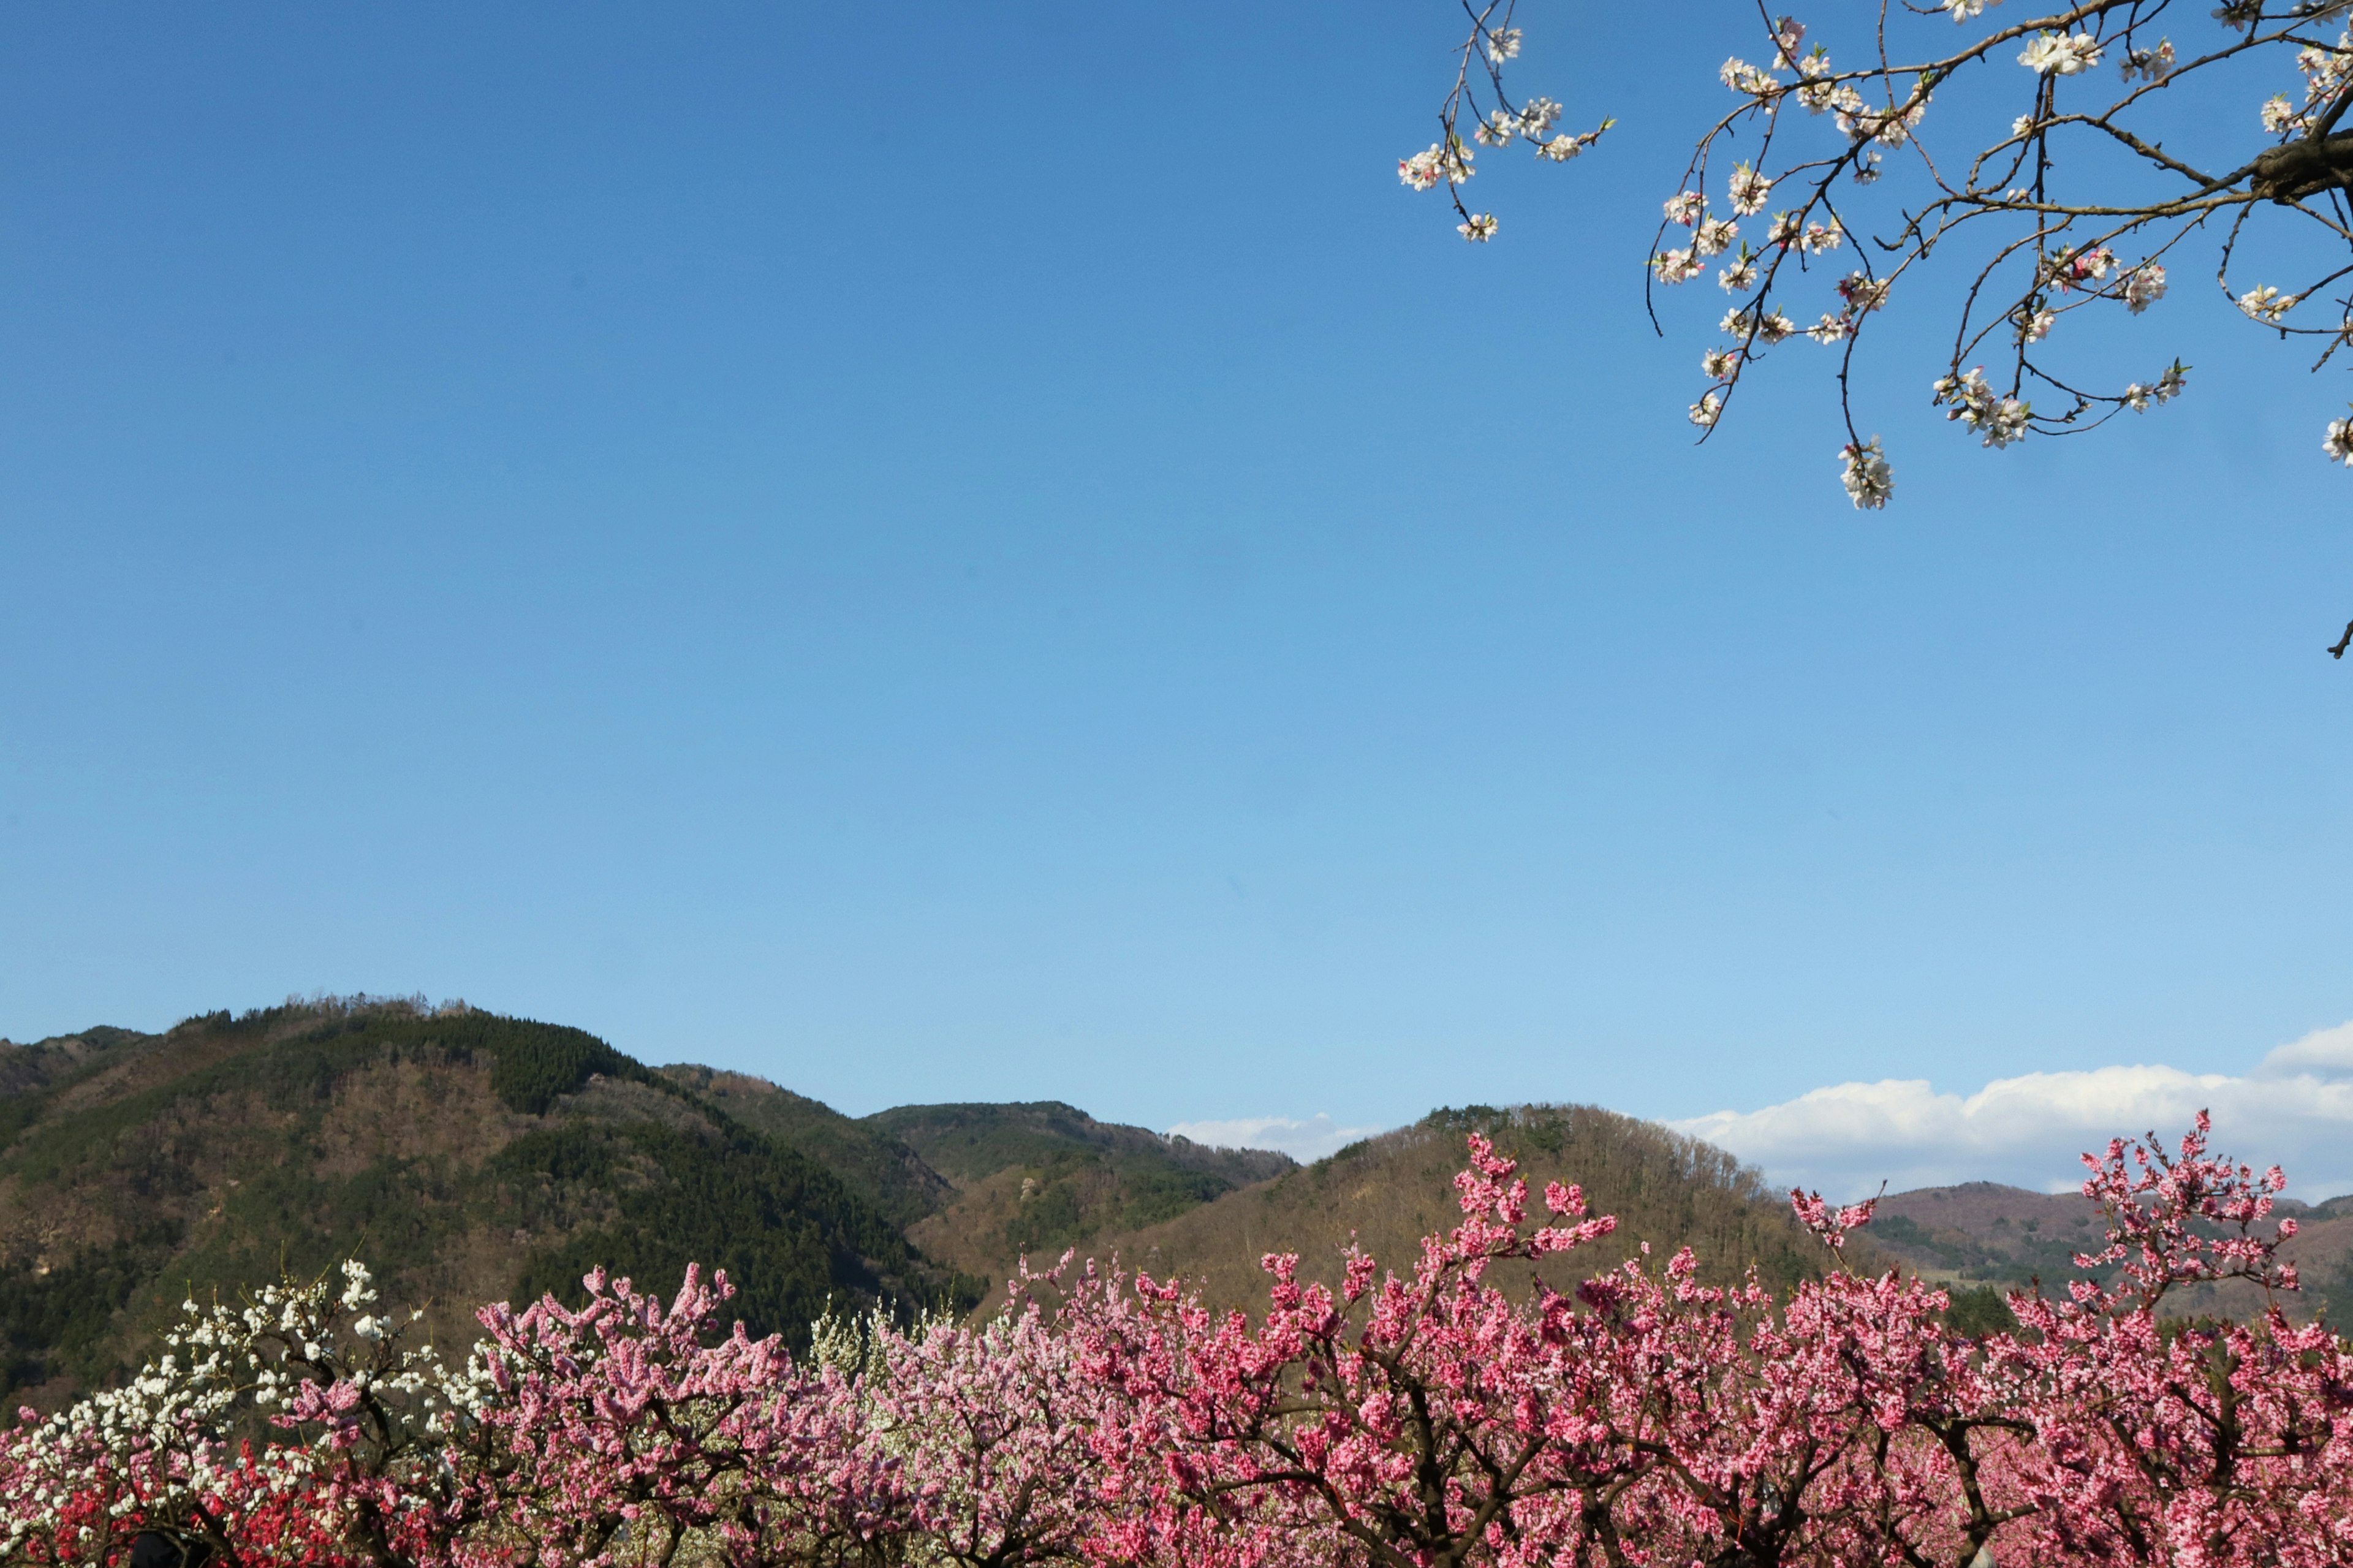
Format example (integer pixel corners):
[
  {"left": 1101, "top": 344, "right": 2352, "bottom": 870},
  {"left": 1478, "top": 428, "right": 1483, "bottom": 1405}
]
[
  {"left": 1968, "top": 1113, "right": 2353, "bottom": 1568},
  {"left": 1407, "top": 2, "right": 2353, "bottom": 640},
  {"left": 1077, "top": 1137, "right": 1805, "bottom": 1568},
  {"left": 854, "top": 1259, "right": 1150, "bottom": 1568},
  {"left": 1580, "top": 1206, "right": 1981, "bottom": 1568},
  {"left": 451, "top": 1263, "right": 909, "bottom": 1568},
  {"left": 1064, "top": 1122, "right": 2351, "bottom": 1568},
  {"left": 1085, "top": 1137, "right": 1635, "bottom": 1568}
]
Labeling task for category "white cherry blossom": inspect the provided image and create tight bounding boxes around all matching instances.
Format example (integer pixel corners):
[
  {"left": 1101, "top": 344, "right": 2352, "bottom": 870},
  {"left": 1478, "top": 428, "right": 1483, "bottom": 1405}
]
[
  {"left": 1840, "top": 437, "right": 1895, "bottom": 507},
  {"left": 2240, "top": 285, "right": 2295, "bottom": 324},
  {"left": 1654, "top": 247, "right": 1705, "bottom": 283},
  {"left": 1398, "top": 0, "right": 2353, "bottom": 536},
  {"left": 2325, "top": 407, "right": 2353, "bottom": 464},
  {"left": 2020, "top": 31, "right": 2104, "bottom": 75},
  {"left": 1727, "top": 162, "right": 1773, "bottom": 215}
]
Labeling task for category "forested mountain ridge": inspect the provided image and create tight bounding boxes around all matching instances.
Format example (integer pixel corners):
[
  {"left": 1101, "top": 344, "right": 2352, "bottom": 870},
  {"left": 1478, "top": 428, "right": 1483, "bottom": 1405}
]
[
  {"left": 867, "top": 1100, "right": 1290, "bottom": 1191},
  {"left": 0, "top": 1000, "right": 971, "bottom": 1407}
]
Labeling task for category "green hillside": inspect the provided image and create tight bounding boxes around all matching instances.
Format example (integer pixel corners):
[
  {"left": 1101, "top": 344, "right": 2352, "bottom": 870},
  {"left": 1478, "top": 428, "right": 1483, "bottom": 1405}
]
[
  {"left": 868, "top": 1100, "right": 1293, "bottom": 1281},
  {"left": 0, "top": 1000, "right": 973, "bottom": 1406}
]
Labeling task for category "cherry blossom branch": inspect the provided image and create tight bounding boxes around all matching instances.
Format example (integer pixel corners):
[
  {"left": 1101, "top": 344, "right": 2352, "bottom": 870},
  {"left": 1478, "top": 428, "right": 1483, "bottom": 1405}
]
[{"left": 1401, "top": 1, "right": 2353, "bottom": 643}]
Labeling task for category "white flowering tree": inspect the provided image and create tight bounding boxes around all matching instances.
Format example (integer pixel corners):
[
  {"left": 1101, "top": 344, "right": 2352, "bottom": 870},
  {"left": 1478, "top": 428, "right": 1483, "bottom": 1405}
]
[
  {"left": 1405, "top": 1, "right": 2353, "bottom": 650},
  {"left": 0, "top": 1262, "right": 477, "bottom": 1568}
]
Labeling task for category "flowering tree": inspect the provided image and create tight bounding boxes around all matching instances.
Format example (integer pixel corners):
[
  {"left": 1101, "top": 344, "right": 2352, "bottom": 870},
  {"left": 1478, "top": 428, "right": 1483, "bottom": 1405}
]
[
  {"left": 6, "top": 1118, "right": 2347, "bottom": 1568},
  {"left": 0, "top": 1261, "right": 460, "bottom": 1568},
  {"left": 1077, "top": 1138, "right": 1635, "bottom": 1568},
  {"left": 1971, "top": 1115, "right": 2353, "bottom": 1568},
  {"left": 450, "top": 1263, "right": 911, "bottom": 1568},
  {"left": 1404, "top": 2, "right": 2353, "bottom": 648},
  {"left": 861, "top": 1262, "right": 1140, "bottom": 1568}
]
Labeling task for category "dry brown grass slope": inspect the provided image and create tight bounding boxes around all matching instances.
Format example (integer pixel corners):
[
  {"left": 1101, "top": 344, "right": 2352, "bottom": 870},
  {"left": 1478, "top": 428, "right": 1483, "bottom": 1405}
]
[{"left": 1038, "top": 1103, "right": 1871, "bottom": 1316}]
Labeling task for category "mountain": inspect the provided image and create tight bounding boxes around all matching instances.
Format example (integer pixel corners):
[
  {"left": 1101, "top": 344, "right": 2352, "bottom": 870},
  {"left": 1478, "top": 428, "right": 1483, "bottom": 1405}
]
[
  {"left": 1072, "top": 1103, "right": 1864, "bottom": 1314},
  {"left": 867, "top": 1101, "right": 1293, "bottom": 1287},
  {"left": 642, "top": 1089, "right": 1298, "bottom": 1285},
  {"left": 1868, "top": 1180, "right": 2353, "bottom": 1322},
  {"left": 1870, "top": 1183, "right": 2110, "bottom": 1283},
  {"left": 40, "top": 994, "right": 2281, "bottom": 1416},
  {"left": 0, "top": 999, "right": 973, "bottom": 1406}
]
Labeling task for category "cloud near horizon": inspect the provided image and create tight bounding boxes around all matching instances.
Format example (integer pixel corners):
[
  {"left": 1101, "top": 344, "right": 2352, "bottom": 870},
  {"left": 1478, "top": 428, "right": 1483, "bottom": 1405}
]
[
  {"left": 1672, "top": 1023, "right": 2353, "bottom": 1202},
  {"left": 1165, "top": 1112, "right": 1385, "bottom": 1164}
]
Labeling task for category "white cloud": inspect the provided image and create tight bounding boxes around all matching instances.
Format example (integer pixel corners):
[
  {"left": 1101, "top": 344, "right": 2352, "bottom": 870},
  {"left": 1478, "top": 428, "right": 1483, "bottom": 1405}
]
[
  {"left": 1166, "top": 1113, "right": 1385, "bottom": 1164},
  {"left": 2253, "top": 1020, "right": 2353, "bottom": 1078},
  {"left": 1672, "top": 1023, "right": 2353, "bottom": 1202}
]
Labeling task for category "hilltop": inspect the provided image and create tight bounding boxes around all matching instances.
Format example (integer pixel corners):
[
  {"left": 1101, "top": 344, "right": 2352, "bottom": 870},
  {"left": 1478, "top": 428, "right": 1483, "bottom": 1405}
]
[{"left": 0, "top": 1001, "right": 971, "bottom": 1406}]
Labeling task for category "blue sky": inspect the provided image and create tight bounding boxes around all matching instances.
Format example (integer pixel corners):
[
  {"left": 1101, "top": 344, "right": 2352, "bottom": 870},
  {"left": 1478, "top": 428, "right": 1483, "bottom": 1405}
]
[{"left": 4, "top": 2, "right": 2351, "bottom": 1197}]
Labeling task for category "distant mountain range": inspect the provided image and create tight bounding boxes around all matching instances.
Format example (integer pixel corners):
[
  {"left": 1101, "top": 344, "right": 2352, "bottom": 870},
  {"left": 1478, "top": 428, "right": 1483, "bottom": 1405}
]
[
  {"left": 1868, "top": 1178, "right": 2353, "bottom": 1321},
  {"left": 7, "top": 997, "right": 2342, "bottom": 1410}
]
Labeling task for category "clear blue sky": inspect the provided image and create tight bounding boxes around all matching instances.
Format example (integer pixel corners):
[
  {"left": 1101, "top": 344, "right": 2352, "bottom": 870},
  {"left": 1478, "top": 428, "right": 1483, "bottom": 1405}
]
[{"left": 4, "top": 3, "right": 2349, "bottom": 1187}]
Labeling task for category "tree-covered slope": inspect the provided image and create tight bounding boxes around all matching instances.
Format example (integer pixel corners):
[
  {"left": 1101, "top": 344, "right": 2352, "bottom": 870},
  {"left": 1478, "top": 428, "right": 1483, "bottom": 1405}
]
[
  {"left": 0, "top": 1000, "right": 973, "bottom": 1407},
  {"left": 659, "top": 1065, "right": 952, "bottom": 1229},
  {"left": 866, "top": 1101, "right": 1293, "bottom": 1283}
]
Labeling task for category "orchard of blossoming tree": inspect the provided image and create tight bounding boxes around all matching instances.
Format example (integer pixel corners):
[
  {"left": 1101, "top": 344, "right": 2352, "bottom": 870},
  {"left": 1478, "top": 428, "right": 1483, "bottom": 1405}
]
[
  {"left": 7, "top": 1114, "right": 2348, "bottom": 1568},
  {"left": 1406, "top": 1, "right": 2353, "bottom": 626}
]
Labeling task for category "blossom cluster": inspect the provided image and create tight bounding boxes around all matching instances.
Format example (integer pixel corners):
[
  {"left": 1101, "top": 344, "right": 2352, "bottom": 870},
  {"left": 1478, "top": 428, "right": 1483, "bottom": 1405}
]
[
  {"left": 6, "top": 1116, "right": 2349, "bottom": 1568},
  {"left": 2262, "top": 25, "right": 2353, "bottom": 134},
  {"left": 1393, "top": 7, "right": 1614, "bottom": 248}
]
